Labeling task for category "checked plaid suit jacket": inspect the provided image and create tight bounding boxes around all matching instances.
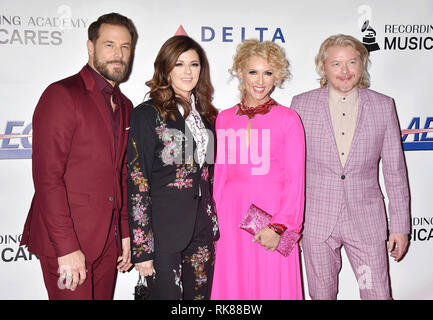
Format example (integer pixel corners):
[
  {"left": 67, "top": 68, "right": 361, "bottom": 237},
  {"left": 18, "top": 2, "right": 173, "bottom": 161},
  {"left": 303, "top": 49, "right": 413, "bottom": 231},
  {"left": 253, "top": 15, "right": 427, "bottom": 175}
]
[{"left": 291, "top": 87, "right": 410, "bottom": 244}]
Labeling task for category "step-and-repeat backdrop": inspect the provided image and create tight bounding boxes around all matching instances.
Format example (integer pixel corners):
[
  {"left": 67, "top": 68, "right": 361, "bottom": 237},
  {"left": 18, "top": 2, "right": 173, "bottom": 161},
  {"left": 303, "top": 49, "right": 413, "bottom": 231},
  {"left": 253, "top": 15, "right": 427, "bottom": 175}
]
[{"left": 1, "top": 0, "right": 432, "bottom": 299}]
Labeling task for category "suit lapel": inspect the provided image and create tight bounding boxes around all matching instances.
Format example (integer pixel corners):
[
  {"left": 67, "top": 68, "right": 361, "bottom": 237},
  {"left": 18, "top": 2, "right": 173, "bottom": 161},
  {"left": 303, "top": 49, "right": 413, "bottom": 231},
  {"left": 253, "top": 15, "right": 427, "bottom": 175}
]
[
  {"left": 167, "top": 108, "right": 215, "bottom": 168},
  {"left": 344, "top": 88, "right": 368, "bottom": 168},
  {"left": 80, "top": 67, "right": 115, "bottom": 163},
  {"left": 170, "top": 108, "right": 191, "bottom": 144},
  {"left": 318, "top": 88, "right": 342, "bottom": 168},
  {"left": 168, "top": 109, "right": 198, "bottom": 165}
]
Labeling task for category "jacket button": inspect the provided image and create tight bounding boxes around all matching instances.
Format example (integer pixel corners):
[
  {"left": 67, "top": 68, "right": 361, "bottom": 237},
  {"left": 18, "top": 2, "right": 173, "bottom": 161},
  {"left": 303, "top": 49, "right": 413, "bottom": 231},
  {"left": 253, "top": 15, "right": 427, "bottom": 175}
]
[
  {"left": 109, "top": 196, "right": 114, "bottom": 202},
  {"left": 341, "top": 175, "right": 346, "bottom": 180}
]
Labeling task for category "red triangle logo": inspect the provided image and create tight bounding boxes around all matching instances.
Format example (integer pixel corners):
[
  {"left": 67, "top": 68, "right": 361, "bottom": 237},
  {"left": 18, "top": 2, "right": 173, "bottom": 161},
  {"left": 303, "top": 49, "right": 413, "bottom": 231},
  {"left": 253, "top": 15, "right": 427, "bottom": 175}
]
[{"left": 174, "top": 25, "right": 188, "bottom": 36}]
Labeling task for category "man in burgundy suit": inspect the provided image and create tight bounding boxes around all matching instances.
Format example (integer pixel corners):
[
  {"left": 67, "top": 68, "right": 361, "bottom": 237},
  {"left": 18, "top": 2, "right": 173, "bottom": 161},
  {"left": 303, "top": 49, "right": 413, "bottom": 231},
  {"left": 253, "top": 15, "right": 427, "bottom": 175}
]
[
  {"left": 291, "top": 34, "right": 410, "bottom": 300},
  {"left": 20, "top": 13, "right": 136, "bottom": 299}
]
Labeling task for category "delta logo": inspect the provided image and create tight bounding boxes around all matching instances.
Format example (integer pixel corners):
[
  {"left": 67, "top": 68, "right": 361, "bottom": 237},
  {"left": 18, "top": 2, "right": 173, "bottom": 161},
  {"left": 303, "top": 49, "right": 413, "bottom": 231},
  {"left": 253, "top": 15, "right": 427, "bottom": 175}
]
[{"left": 175, "top": 24, "right": 285, "bottom": 43}]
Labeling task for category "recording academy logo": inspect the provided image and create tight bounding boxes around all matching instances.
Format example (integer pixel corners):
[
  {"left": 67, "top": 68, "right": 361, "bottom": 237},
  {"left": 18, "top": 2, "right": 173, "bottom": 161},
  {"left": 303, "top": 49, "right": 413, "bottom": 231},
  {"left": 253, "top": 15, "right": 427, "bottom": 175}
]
[
  {"left": 410, "top": 217, "right": 433, "bottom": 241},
  {"left": 360, "top": 19, "right": 380, "bottom": 52},
  {"left": 357, "top": 5, "right": 433, "bottom": 51},
  {"left": 383, "top": 24, "right": 433, "bottom": 50},
  {"left": 0, "top": 5, "right": 88, "bottom": 46},
  {"left": 0, "top": 234, "right": 38, "bottom": 263}
]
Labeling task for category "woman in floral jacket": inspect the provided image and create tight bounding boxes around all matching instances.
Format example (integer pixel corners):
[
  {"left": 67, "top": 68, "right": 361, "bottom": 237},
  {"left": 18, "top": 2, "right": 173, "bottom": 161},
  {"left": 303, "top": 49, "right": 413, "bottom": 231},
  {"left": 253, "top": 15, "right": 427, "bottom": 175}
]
[{"left": 127, "top": 35, "right": 219, "bottom": 300}]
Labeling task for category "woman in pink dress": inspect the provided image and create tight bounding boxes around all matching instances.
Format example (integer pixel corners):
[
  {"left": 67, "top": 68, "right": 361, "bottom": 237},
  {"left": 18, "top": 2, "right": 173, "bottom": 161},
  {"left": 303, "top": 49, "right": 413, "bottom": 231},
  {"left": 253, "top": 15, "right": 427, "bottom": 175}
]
[{"left": 211, "top": 40, "right": 305, "bottom": 299}]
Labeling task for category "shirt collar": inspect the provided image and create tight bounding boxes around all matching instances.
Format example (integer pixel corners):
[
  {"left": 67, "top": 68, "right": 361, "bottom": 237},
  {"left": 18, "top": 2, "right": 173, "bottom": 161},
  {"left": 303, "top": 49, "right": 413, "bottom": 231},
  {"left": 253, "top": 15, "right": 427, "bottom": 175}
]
[
  {"left": 85, "top": 64, "right": 117, "bottom": 94},
  {"left": 177, "top": 94, "right": 196, "bottom": 117},
  {"left": 328, "top": 86, "right": 359, "bottom": 105}
]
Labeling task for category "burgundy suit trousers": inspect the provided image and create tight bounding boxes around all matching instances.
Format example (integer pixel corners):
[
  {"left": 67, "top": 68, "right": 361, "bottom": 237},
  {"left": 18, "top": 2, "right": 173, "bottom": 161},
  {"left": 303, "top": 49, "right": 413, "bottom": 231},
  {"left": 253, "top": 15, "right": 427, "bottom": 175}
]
[{"left": 39, "top": 227, "right": 118, "bottom": 300}]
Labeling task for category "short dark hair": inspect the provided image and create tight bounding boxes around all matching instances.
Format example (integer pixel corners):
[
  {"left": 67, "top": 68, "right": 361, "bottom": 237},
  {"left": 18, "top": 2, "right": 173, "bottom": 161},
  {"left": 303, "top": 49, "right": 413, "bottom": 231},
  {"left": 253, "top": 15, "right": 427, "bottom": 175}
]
[{"left": 88, "top": 12, "right": 136, "bottom": 44}]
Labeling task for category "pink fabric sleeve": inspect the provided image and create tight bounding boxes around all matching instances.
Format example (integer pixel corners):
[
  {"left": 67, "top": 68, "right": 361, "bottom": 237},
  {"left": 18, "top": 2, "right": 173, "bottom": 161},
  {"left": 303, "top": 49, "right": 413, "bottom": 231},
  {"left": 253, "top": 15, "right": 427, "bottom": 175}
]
[
  {"left": 213, "top": 112, "right": 227, "bottom": 211},
  {"left": 380, "top": 98, "right": 410, "bottom": 234},
  {"left": 270, "top": 110, "right": 305, "bottom": 234}
]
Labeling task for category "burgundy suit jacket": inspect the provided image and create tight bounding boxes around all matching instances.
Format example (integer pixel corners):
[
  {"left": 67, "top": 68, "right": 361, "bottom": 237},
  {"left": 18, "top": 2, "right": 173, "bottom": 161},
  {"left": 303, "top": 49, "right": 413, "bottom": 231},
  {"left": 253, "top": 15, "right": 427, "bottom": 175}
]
[
  {"left": 20, "top": 66, "right": 132, "bottom": 261},
  {"left": 291, "top": 87, "right": 410, "bottom": 244}
]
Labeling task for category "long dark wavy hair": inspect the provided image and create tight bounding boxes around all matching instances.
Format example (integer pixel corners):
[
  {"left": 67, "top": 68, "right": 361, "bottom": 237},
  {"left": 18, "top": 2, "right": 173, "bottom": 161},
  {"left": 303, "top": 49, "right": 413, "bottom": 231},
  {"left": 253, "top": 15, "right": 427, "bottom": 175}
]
[{"left": 146, "top": 36, "right": 218, "bottom": 124}]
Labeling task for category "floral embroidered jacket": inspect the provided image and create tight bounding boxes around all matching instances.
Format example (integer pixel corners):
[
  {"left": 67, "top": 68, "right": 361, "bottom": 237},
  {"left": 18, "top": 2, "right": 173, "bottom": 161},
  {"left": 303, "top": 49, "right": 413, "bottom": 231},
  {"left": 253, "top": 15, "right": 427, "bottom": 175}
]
[{"left": 127, "top": 101, "right": 220, "bottom": 263}]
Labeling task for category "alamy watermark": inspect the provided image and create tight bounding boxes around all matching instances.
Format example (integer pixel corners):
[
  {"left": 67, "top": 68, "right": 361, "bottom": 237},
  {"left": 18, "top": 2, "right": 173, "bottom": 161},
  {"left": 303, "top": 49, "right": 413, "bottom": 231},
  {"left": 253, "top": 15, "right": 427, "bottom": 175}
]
[{"left": 161, "top": 127, "right": 271, "bottom": 175}]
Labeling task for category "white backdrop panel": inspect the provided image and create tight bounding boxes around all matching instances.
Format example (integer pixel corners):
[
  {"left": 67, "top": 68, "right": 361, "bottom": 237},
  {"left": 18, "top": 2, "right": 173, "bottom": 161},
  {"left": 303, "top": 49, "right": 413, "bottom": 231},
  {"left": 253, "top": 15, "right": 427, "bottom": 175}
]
[{"left": 1, "top": 0, "right": 432, "bottom": 300}]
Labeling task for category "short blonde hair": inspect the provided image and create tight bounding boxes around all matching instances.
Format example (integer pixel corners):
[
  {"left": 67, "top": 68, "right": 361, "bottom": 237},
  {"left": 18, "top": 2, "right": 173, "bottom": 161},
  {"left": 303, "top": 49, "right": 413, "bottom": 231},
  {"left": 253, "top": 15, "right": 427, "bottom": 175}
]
[
  {"left": 315, "top": 34, "right": 370, "bottom": 88},
  {"left": 230, "top": 39, "right": 290, "bottom": 97}
]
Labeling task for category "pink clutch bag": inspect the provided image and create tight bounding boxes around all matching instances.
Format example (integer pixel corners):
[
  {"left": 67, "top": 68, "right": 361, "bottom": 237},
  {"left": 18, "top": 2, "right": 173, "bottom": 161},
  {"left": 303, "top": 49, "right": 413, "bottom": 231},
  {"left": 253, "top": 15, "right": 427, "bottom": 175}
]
[{"left": 239, "top": 203, "right": 300, "bottom": 257}]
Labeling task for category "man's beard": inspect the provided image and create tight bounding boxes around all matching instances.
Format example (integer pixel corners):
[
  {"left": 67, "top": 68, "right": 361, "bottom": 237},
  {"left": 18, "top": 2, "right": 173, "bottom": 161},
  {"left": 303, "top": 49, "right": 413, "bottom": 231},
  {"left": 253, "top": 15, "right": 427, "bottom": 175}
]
[{"left": 93, "top": 55, "right": 129, "bottom": 83}]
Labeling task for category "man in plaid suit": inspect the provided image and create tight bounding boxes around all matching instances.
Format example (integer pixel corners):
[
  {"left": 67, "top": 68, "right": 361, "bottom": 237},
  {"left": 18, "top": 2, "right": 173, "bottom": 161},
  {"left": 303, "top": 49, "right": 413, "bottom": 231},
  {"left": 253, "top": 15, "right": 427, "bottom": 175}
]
[{"left": 291, "top": 34, "right": 410, "bottom": 300}]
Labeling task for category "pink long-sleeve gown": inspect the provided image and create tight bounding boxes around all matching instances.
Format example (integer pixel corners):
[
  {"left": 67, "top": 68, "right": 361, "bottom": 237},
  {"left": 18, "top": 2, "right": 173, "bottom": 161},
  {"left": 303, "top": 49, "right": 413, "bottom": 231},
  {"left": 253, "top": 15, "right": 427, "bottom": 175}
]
[{"left": 211, "top": 104, "right": 305, "bottom": 300}]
